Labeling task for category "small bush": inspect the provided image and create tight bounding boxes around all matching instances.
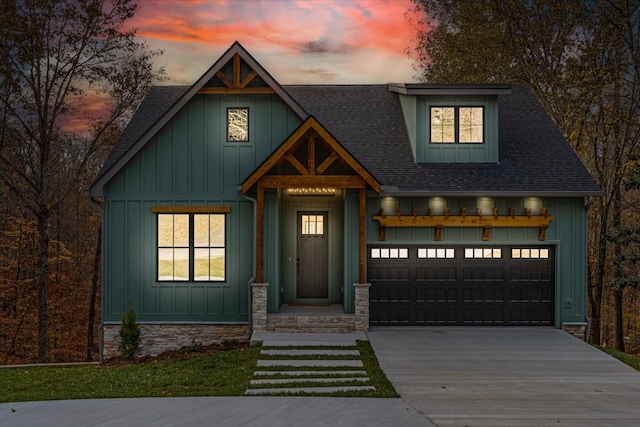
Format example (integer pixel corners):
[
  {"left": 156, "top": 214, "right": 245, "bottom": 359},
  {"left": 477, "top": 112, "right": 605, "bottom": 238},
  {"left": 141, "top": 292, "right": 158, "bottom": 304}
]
[{"left": 118, "top": 303, "right": 141, "bottom": 360}]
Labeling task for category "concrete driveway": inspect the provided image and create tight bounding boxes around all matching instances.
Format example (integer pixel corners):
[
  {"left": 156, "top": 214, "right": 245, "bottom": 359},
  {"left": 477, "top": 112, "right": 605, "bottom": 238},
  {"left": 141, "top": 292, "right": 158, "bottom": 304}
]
[{"left": 368, "top": 327, "right": 640, "bottom": 427}]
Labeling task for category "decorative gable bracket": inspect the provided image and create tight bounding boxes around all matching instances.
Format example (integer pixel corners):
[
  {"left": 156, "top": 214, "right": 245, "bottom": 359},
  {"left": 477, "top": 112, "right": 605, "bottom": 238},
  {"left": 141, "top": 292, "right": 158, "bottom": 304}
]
[{"left": 373, "top": 207, "right": 554, "bottom": 242}]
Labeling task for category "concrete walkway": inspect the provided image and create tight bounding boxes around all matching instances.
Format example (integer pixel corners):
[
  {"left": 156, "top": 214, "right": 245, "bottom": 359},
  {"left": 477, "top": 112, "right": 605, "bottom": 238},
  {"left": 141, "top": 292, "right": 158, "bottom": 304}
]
[
  {"left": 0, "top": 397, "right": 432, "bottom": 426},
  {"left": 3, "top": 328, "right": 640, "bottom": 426},
  {"left": 368, "top": 327, "right": 640, "bottom": 427}
]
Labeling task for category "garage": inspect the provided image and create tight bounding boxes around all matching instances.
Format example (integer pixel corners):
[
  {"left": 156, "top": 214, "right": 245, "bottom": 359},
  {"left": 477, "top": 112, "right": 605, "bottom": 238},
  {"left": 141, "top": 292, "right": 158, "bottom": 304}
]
[{"left": 368, "top": 245, "right": 554, "bottom": 326}]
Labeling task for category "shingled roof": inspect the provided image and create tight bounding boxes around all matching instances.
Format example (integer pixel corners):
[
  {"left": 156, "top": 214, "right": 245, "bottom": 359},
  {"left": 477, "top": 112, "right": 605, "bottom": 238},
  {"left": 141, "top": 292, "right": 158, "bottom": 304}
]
[
  {"left": 90, "top": 82, "right": 601, "bottom": 197},
  {"left": 285, "top": 84, "right": 601, "bottom": 196}
]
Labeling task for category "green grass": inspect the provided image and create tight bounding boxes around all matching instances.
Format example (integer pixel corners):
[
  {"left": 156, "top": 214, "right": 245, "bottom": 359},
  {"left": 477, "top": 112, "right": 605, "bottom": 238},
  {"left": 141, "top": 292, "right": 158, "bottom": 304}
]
[
  {"left": 247, "top": 341, "right": 398, "bottom": 398},
  {"left": 597, "top": 346, "right": 640, "bottom": 371},
  {"left": 0, "top": 345, "right": 260, "bottom": 403},
  {"left": 1, "top": 341, "right": 398, "bottom": 402}
]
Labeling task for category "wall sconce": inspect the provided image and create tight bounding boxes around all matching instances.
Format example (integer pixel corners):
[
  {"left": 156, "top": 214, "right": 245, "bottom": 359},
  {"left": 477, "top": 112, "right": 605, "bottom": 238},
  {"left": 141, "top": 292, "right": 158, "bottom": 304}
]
[
  {"left": 476, "top": 197, "right": 495, "bottom": 215},
  {"left": 381, "top": 197, "right": 398, "bottom": 214},
  {"left": 524, "top": 197, "right": 542, "bottom": 215},
  {"left": 429, "top": 197, "right": 446, "bottom": 215}
]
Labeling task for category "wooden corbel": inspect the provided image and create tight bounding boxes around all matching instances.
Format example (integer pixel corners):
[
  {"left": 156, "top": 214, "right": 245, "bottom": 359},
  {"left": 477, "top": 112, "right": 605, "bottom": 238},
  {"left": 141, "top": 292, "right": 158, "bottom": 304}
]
[
  {"left": 538, "top": 224, "right": 548, "bottom": 241},
  {"left": 482, "top": 225, "right": 492, "bottom": 241},
  {"left": 434, "top": 225, "right": 443, "bottom": 241}
]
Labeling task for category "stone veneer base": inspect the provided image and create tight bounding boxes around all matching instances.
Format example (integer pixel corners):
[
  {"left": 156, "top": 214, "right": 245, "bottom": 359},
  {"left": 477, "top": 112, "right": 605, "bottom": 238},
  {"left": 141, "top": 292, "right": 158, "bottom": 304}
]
[
  {"left": 102, "top": 323, "right": 249, "bottom": 360},
  {"left": 562, "top": 322, "right": 587, "bottom": 341}
]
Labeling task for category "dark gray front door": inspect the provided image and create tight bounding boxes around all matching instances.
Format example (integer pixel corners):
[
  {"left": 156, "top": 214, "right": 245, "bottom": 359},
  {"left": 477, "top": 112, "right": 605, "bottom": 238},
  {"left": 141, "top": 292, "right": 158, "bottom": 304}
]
[{"left": 297, "top": 212, "right": 328, "bottom": 298}]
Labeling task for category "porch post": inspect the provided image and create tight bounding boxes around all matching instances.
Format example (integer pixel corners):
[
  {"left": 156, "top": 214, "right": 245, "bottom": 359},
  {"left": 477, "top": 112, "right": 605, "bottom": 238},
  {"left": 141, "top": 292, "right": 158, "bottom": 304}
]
[
  {"left": 358, "top": 187, "right": 366, "bottom": 283},
  {"left": 256, "top": 184, "right": 264, "bottom": 283}
]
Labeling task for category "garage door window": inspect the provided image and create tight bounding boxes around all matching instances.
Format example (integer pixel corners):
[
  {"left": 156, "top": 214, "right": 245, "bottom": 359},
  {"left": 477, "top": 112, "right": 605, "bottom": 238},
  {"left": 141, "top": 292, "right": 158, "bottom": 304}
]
[
  {"left": 370, "top": 247, "right": 409, "bottom": 259},
  {"left": 512, "top": 248, "right": 549, "bottom": 259},
  {"left": 417, "top": 248, "right": 455, "bottom": 259},
  {"left": 465, "top": 248, "right": 502, "bottom": 259}
]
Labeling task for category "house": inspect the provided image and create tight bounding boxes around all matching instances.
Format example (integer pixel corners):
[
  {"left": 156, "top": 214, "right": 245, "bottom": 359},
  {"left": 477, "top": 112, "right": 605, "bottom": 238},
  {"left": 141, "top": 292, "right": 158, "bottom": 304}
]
[{"left": 87, "top": 42, "right": 602, "bottom": 359}]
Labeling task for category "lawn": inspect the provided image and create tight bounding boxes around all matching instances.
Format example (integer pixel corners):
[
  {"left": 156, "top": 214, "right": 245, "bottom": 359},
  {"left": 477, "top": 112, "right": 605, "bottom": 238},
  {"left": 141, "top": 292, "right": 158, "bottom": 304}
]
[
  {"left": 1, "top": 344, "right": 260, "bottom": 403},
  {"left": 1, "top": 341, "right": 398, "bottom": 402},
  {"left": 598, "top": 346, "right": 640, "bottom": 371}
]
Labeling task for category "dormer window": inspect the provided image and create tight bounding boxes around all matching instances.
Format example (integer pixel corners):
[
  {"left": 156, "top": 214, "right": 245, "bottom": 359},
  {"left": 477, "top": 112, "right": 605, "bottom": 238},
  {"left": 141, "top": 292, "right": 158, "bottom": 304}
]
[{"left": 430, "top": 106, "right": 483, "bottom": 144}]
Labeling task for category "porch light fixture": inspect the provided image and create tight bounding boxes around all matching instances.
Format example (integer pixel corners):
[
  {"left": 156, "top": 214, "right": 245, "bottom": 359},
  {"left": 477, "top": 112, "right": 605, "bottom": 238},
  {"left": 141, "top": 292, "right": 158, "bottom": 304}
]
[
  {"left": 288, "top": 188, "right": 336, "bottom": 196},
  {"left": 428, "top": 197, "right": 446, "bottom": 215},
  {"left": 476, "top": 197, "right": 495, "bottom": 214},
  {"left": 524, "top": 197, "right": 543, "bottom": 215}
]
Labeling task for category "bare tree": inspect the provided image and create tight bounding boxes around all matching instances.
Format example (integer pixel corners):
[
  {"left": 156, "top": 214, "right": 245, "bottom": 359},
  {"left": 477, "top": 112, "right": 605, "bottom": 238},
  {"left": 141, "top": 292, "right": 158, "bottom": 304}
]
[
  {"left": 408, "top": 0, "right": 640, "bottom": 348},
  {"left": 0, "top": 0, "right": 164, "bottom": 362}
]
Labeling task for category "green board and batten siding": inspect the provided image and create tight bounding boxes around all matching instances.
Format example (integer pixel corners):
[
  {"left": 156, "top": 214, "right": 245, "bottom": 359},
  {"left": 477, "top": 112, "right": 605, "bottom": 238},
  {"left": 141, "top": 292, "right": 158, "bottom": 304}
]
[
  {"left": 365, "top": 197, "right": 588, "bottom": 327},
  {"left": 103, "top": 94, "right": 302, "bottom": 322},
  {"left": 399, "top": 94, "right": 499, "bottom": 163}
]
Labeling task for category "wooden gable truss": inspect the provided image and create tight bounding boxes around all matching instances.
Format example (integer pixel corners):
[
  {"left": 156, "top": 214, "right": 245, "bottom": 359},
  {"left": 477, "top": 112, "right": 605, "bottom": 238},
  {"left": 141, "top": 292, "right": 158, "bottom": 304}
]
[
  {"left": 242, "top": 117, "right": 380, "bottom": 284},
  {"left": 197, "top": 53, "right": 276, "bottom": 95}
]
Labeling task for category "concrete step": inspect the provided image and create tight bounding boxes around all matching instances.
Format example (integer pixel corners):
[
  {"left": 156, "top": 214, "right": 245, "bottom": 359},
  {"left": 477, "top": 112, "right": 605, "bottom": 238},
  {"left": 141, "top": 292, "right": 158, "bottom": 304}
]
[
  {"left": 261, "top": 349, "right": 360, "bottom": 356},
  {"left": 244, "top": 385, "right": 376, "bottom": 396},
  {"left": 253, "top": 370, "right": 367, "bottom": 377},
  {"left": 257, "top": 359, "right": 364, "bottom": 368},
  {"left": 250, "top": 377, "right": 370, "bottom": 385},
  {"left": 272, "top": 324, "right": 353, "bottom": 333},
  {"left": 250, "top": 331, "right": 367, "bottom": 346}
]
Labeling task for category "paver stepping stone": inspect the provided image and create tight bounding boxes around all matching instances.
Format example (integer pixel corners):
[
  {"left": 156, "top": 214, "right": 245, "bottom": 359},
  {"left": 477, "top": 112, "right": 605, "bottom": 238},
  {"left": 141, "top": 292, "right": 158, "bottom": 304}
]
[
  {"left": 257, "top": 359, "right": 363, "bottom": 368},
  {"left": 261, "top": 349, "right": 360, "bottom": 356},
  {"left": 250, "top": 377, "right": 370, "bottom": 385},
  {"left": 244, "top": 385, "right": 376, "bottom": 395},
  {"left": 253, "top": 370, "right": 367, "bottom": 377}
]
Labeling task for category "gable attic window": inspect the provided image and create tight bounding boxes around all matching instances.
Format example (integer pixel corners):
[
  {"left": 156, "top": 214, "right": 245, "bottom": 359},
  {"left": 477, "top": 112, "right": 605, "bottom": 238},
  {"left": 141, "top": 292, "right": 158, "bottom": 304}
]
[
  {"left": 153, "top": 207, "right": 230, "bottom": 282},
  {"left": 430, "top": 106, "right": 484, "bottom": 144},
  {"left": 227, "top": 107, "right": 249, "bottom": 142}
]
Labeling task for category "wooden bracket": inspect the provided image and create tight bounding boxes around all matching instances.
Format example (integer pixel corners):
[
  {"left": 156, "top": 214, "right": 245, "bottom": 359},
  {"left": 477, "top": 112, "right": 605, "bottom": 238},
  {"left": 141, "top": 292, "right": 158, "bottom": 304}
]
[
  {"left": 372, "top": 208, "right": 554, "bottom": 242},
  {"left": 435, "top": 225, "right": 443, "bottom": 241},
  {"left": 482, "top": 225, "right": 492, "bottom": 241}
]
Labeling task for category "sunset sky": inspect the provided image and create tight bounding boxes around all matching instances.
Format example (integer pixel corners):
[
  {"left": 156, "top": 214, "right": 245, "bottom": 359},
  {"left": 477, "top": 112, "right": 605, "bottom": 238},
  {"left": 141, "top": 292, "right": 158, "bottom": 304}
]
[{"left": 130, "top": 0, "right": 422, "bottom": 85}]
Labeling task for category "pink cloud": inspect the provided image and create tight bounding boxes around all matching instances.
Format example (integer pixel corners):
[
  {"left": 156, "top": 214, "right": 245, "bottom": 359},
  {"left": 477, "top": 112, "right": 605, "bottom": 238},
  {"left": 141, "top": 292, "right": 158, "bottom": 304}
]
[{"left": 129, "top": 0, "right": 420, "bottom": 84}]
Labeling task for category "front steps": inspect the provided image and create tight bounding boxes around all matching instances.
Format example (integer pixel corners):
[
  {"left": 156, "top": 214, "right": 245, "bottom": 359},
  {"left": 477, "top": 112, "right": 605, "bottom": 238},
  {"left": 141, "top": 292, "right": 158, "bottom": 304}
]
[
  {"left": 245, "top": 332, "right": 374, "bottom": 396},
  {"left": 264, "top": 304, "right": 356, "bottom": 333}
]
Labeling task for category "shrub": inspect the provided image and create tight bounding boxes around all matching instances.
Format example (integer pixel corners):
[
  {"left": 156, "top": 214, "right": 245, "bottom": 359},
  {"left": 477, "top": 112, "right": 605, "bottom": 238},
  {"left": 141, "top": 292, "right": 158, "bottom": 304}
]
[{"left": 118, "top": 302, "right": 141, "bottom": 360}]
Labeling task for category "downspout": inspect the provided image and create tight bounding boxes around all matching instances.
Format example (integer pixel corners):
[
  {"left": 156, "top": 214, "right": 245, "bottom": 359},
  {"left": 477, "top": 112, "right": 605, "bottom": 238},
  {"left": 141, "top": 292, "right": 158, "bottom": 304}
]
[{"left": 242, "top": 192, "right": 257, "bottom": 335}]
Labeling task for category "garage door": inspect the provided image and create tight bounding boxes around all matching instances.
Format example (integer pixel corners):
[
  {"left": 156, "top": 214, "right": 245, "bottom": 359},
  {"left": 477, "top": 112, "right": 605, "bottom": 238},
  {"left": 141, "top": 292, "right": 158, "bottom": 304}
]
[{"left": 368, "top": 245, "right": 554, "bottom": 326}]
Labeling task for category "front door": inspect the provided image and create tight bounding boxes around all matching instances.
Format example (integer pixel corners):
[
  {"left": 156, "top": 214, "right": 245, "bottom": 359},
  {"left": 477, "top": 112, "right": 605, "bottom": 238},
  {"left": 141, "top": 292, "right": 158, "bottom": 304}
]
[{"left": 297, "top": 212, "right": 329, "bottom": 298}]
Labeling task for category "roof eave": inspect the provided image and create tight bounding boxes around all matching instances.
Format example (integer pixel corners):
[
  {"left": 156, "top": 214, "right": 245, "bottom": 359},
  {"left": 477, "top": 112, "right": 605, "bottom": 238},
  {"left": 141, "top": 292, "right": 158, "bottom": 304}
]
[
  {"left": 388, "top": 83, "right": 512, "bottom": 96},
  {"left": 88, "top": 41, "right": 309, "bottom": 197},
  {"left": 377, "top": 188, "right": 604, "bottom": 198}
]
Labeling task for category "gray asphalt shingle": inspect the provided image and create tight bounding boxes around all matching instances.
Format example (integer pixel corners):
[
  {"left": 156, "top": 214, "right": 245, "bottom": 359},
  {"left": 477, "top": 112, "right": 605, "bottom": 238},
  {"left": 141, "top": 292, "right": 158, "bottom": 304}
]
[{"left": 93, "top": 83, "right": 600, "bottom": 195}]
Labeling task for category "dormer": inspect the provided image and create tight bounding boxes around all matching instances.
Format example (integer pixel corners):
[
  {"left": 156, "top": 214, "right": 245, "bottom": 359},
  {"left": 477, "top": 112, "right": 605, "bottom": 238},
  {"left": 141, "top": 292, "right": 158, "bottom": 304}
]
[{"left": 389, "top": 83, "right": 511, "bottom": 163}]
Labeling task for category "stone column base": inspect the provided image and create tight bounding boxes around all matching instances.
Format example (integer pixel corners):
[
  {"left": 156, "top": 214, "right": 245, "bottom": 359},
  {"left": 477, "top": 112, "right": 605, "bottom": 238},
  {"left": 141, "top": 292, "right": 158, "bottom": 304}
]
[
  {"left": 562, "top": 322, "right": 587, "bottom": 341},
  {"left": 354, "top": 283, "right": 371, "bottom": 332},
  {"left": 251, "top": 283, "right": 269, "bottom": 331}
]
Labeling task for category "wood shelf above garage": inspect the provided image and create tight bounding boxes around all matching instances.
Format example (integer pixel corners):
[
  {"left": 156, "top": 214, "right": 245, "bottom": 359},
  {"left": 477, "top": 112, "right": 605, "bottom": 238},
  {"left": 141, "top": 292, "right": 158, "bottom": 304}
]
[{"left": 372, "top": 207, "right": 554, "bottom": 241}]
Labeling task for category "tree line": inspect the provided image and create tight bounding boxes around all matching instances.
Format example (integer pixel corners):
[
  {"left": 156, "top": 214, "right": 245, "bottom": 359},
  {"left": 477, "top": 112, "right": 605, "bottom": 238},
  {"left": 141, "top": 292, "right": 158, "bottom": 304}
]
[
  {"left": 0, "top": 0, "right": 163, "bottom": 364},
  {"left": 1, "top": 0, "right": 638, "bottom": 364},
  {"left": 409, "top": 0, "right": 640, "bottom": 351}
]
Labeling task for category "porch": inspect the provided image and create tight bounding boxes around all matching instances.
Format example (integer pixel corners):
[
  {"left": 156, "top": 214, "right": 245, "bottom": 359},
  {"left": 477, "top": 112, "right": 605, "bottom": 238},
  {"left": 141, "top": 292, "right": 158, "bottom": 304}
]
[{"left": 251, "top": 283, "right": 370, "bottom": 334}]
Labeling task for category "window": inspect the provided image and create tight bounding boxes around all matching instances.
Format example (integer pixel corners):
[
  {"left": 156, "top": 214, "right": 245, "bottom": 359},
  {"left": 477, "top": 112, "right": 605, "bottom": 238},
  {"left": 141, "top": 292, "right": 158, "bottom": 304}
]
[
  {"left": 370, "top": 247, "right": 409, "bottom": 259},
  {"left": 157, "top": 213, "right": 226, "bottom": 281},
  {"left": 227, "top": 107, "right": 249, "bottom": 142},
  {"left": 301, "top": 214, "right": 324, "bottom": 236},
  {"left": 430, "top": 106, "right": 483, "bottom": 144},
  {"left": 417, "top": 248, "right": 455, "bottom": 259},
  {"left": 464, "top": 248, "right": 501, "bottom": 259},
  {"left": 512, "top": 248, "right": 549, "bottom": 259}
]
